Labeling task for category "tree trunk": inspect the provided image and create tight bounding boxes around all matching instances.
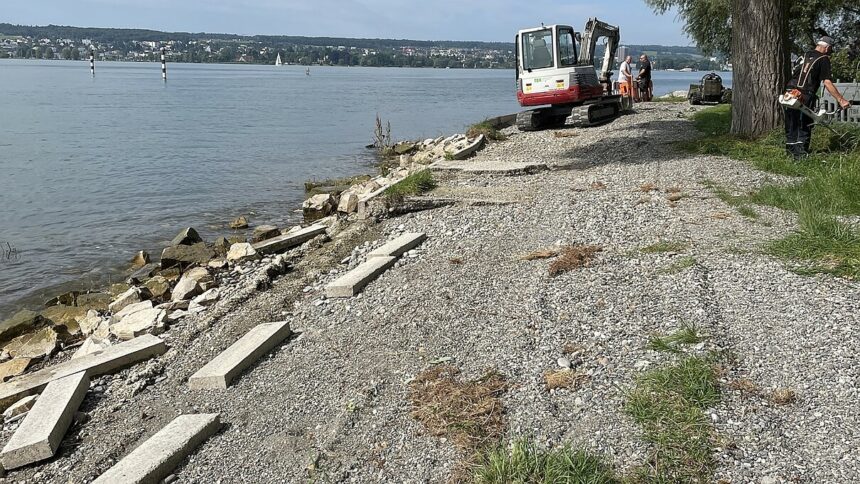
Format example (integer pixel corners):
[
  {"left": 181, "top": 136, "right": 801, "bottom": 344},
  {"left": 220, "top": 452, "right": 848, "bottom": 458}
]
[{"left": 730, "top": 0, "right": 790, "bottom": 137}]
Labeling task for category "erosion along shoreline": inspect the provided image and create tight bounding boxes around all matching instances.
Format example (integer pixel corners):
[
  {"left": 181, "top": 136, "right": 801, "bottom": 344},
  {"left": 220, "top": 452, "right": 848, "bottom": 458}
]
[{"left": 0, "top": 101, "right": 858, "bottom": 482}]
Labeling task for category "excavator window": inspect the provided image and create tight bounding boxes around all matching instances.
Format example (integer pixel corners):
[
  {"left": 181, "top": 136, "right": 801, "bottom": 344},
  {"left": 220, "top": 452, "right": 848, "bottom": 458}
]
[
  {"left": 558, "top": 28, "right": 578, "bottom": 67},
  {"left": 523, "top": 29, "right": 554, "bottom": 70}
]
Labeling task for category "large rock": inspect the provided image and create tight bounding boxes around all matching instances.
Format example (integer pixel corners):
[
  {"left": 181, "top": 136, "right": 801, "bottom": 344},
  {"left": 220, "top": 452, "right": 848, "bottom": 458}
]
[
  {"left": 4, "top": 327, "right": 58, "bottom": 359},
  {"left": 337, "top": 191, "right": 359, "bottom": 214},
  {"left": 302, "top": 194, "right": 335, "bottom": 222},
  {"left": 75, "top": 293, "right": 111, "bottom": 312},
  {"left": 183, "top": 267, "right": 212, "bottom": 284},
  {"left": 44, "top": 291, "right": 79, "bottom": 307},
  {"left": 192, "top": 289, "right": 220, "bottom": 307},
  {"left": 170, "top": 227, "right": 203, "bottom": 246},
  {"left": 108, "top": 287, "right": 150, "bottom": 314},
  {"left": 41, "top": 305, "right": 87, "bottom": 335},
  {"left": 110, "top": 308, "right": 166, "bottom": 340},
  {"left": 394, "top": 142, "right": 416, "bottom": 155},
  {"left": 0, "top": 310, "right": 45, "bottom": 343},
  {"left": 214, "top": 237, "right": 231, "bottom": 256},
  {"left": 130, "top": 250, "right": 151, "bottom": 268},
  {"left": 144, "top": 276, "right": 171, "bottom": 301},
  {"left": 160, "top": 243, "right": 215, "bottom": 269},
  {"left": 77, "top": 310, "right": 106, "bottom": 336},
  {"left": 110, "top": 301, "right": 154, "bottom": 324},
  {"left": 72, "top": 337, "right": 113, "bottom": 359},
  {"left": 0, "top": 358, "right": 31, "bottom": 382},
  {"left": 172, "top": 277, "right": 202, "bottom": 302},
  {"left": 108, "top": 283, "right": 131, "bottom": 297},
  {"left": 252, "top": 225, "right": 280, "bottom": 243},
  {"left": 2, "top": 394, "right": 37, "bottom": 418},
  {"left": 226, "top": 243, "right": 259, "bottom": 263},
  {"left": 127, "top": 262, "right": 160, "bottom": 284},
  {"left": 229, "top": 216, "right": 249, "bottom": 230}
]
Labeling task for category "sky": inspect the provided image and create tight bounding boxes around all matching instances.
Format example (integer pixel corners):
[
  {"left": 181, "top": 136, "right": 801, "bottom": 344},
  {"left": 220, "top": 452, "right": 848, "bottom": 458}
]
[{"left": 2, "top": 0, "right": 690, "bottom": 45}]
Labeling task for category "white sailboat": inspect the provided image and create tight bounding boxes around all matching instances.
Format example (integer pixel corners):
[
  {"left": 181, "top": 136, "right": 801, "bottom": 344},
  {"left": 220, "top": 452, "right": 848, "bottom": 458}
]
[{"left": 275, "top": 53, "right": 283, "bottom": 66}]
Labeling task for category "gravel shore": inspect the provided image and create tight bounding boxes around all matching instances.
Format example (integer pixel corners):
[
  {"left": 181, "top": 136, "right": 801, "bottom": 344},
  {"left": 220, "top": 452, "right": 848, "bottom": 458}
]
[{"left": 2, "top": 102, "right": 857, "bottom": 483}]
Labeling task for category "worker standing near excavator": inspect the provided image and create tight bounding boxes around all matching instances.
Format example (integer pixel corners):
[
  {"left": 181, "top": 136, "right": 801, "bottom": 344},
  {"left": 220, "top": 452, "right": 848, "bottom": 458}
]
[
  {"left": 637, "top": 54, "right": 653, "bottom": 101},
  {"left": 784, "top": 36, "right": 851, "bottom": 159},
  {"left": 618, "top": 55, "right": 633, "bottom": 92}
]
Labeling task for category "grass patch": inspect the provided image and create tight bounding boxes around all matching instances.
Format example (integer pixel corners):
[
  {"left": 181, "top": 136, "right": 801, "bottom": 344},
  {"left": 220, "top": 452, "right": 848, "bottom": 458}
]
[
  {"left": 699, "top": 179, "right": 759, "bottom": 219},
  {"left": 641, "top": 241, "right": 688, "bottom": 254},
  {"left": 467, "top": 120, "right": 508, "bottom": 141},
  {"left": 765, "top": 205, "right": 860, "bottom": 279},
  {"left": 471, "top": 439, "right": 618, "bottom": 484},
  {"left": 624, "top": 356, "right": 720, "bottom": 482},
  {"left": 663, "top": 256, "right": 697, "bottom": 274},
  {"left": 409, "top": 365, "right": 508, "bottom": 450},
  {"left": 647, "top": 322, "right": 704, "bottom": 353},
  {"left": 384, "top": 170, "right": 436, "bottom": 203},
  {"left": 548, "top": 245, "right": 602, "bottom": 276},
  {"left": 651, "top": 95, "right": 687, "bottom": 103}
]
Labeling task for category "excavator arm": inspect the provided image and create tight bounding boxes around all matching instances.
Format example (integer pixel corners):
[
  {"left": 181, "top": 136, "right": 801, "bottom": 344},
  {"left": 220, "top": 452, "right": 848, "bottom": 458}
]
[{"left": 578, "top": 17, "right": 620, "bottom": 84}]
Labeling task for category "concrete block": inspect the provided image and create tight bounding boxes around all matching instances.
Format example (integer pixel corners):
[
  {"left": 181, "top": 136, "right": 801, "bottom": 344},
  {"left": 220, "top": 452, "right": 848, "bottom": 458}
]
[
  {"left": 326, "top": 256, "right": 396, "bottom": 298},
  {"left": 0, "top": 334, "right": 166, "bottom": 411},
  {"left": 92, "top": 413, "right": 221, "bottom": 484},
  {"left": 0, "top": 371, "right": 89, "bottom": 469},
  {"left": 368, "top": 233, "right": 427, "bottom": 258},
  {"left": 252, "top": 224, "right": 327, "bottom": 255},
  {"left": 188, "top": 321, "right": 292, "bottom": 390}
]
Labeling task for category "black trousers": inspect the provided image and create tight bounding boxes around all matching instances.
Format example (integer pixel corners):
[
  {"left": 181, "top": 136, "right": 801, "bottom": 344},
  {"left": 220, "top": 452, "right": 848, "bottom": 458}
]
[{"left": 784, "top": 94, "right": 817, "bottom": 156}]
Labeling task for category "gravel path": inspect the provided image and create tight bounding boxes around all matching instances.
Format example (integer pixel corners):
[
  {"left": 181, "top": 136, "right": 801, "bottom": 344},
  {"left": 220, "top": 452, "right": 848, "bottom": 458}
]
[{"left": 3, "top": 102, "right": 857, "bottom": 483}]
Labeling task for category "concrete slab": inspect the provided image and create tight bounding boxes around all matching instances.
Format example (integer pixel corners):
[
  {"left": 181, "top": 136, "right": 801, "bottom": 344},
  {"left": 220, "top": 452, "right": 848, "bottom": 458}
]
[
  {"left": 368, "top": 233, "right": 427, "bottom": 258},
  {"left": 326, "top": 256, "right": 396, "bottom": 298},
  {"left": 92, "top": 413, "right": 221, "bottom": 484},
  {"left": 252, "top": 224, "right": 327, "bottom": 255},
  {"left": 0, "top": 371, "right": 89, "bottom": 469},
  {"left": 432, "top": 160, "right": 549, "bottom": 175},
  {"left": 188, "top": 321, "right": 292, "bottom": 390},
  {"left": 0, "top": 334, "right": 166, "bottom": 411}
]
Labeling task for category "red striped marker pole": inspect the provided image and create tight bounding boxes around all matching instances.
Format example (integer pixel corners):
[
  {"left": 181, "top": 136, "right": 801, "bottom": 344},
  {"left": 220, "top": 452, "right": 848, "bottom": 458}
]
[
  {"left": 161, "top": 47, "right": 167, "bottom": 81},
  {"left": 89, "top": 49, "right": 95, "bottom": 77}
]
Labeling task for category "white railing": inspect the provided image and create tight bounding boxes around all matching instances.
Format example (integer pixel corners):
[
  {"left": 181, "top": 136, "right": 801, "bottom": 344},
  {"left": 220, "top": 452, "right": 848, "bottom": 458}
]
[{"left": 821, "top": 82, "right": 860, "bottom": 124}]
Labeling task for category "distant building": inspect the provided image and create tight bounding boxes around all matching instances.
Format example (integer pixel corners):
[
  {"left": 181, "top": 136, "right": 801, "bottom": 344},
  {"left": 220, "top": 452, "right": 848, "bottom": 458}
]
[{"left": 616, "top": 45, "right": 630, "bottom": 63}]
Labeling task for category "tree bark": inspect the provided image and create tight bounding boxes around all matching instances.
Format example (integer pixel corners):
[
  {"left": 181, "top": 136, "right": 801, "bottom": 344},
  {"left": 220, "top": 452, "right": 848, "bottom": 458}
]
[{"left": 730, "top": 0, "right": 790, "bottom": 137}]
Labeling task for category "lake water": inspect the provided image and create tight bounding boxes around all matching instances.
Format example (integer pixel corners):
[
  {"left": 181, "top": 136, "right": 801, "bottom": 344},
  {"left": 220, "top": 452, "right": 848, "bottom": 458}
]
[{"left": 0, "top": 60, "right": 730, "bottom": 318}]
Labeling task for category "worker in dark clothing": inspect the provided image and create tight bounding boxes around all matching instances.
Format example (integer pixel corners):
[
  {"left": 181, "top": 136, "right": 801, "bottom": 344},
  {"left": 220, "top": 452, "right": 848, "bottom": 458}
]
[
  {"left": 784, "top": 36, "right": 851, "bottom": 158},
  {"left": 637, "top": 55, "right": 653, "bottom": 101}
]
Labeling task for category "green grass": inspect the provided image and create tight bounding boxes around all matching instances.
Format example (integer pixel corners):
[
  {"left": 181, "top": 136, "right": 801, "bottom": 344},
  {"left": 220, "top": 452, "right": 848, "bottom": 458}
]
[
  {"left": 472, "top": 439, "right": 618, "bottom": 484},
  {"left": 662, "top": 256, "right": 697, "bottom": 274},
  {"left": 624, "top": 356, "right": 720, "bottom": 482},
  {"left": 700, "top": 179, "right": 759, "bottom": 219},
  {"left": 647, "top": 322, "right": 704, "bottom": 353},
  {"left": 384, "top": 170, "right": 437, "bottom": 202},
  {"left": 467, "top": 120, "right": 508, "bottom": 141},
  {"left": 641, "top": 241, "right": 688, "bottom": 254}
]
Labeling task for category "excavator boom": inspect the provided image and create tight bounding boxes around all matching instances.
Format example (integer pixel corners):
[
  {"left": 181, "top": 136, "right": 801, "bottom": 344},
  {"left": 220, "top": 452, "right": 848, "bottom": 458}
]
[{"left": 578, "top": 17, "right": 620, "bottom": 84}]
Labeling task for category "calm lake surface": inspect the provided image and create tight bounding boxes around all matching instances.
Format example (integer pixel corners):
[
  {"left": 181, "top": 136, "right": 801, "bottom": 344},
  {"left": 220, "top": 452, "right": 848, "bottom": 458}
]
[{"left": 0, "top": 60, "right": 730, "bottom": 318}]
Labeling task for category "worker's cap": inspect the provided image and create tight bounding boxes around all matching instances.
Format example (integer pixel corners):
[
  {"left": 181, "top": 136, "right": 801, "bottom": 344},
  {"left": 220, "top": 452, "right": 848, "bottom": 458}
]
[{"left": 817, "top": 36, "right": 835, "bottom": 48}]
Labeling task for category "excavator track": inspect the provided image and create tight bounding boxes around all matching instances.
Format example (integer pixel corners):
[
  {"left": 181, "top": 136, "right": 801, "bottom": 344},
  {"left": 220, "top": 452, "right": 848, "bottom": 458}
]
[
  {"left": 565, "top": 100, "right": 621, "bottom": 128},
  {"left": 516, "top": 110, "right": 541, "bottom": 131}
]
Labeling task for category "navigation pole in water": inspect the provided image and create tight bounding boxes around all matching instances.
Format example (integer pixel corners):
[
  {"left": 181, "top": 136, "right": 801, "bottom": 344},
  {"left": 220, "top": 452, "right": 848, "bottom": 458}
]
[
  {"left": 161, "top": 47, "right": 167, "bottom": 82},
  {"left": 89, "top": 48, "right": 95, "bottom": 77}
]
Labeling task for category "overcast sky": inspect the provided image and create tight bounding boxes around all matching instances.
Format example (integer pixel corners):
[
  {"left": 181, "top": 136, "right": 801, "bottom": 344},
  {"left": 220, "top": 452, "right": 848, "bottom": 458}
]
[{"left": 4, "top": 0, "right": 690, "bottom": 45}]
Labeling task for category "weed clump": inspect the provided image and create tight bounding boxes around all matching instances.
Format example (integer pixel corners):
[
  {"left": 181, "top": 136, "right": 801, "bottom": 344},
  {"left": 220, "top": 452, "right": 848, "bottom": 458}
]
[
  {"left": 641, "top": 241, "right": 688, "bottom": 254},
  {"left": 384, "top": 170, "right": 437, "bottom": 203},
  {"left": 548, "top": 245, "right": 602, "bottom": 276},
  {"left": 409, "top": 365, "right": 508, "bottom": 450},
  {"left": 467, "top": 120, "right": 507, "bottom": 141},
  {"left": 647, "top": 322, "right": 704, "bottom": 353},
  {"left": 472, "top": 439, "right": 618, "bottom": 484}
]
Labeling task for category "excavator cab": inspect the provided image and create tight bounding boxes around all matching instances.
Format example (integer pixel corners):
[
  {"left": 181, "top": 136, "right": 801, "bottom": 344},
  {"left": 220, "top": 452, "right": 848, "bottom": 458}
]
[{"left": 515, "top": 18, "right": 628, "bottom": 131}]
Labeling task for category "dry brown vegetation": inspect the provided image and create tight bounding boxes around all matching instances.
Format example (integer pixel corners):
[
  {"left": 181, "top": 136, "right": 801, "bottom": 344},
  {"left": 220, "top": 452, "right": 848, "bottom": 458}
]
[
  {"left": 449, "top": 257, "right": 464, "bottom": 265},
  {"left": 409, "top": 365, "right": 508, "bottom": 450},
  {"left": 553, "top": 130, "right": 578, "bottom": 138},
  {"left": 640, "top": 182, "right": 659, "bottom": 192},
  {"left": 543, "top": 370, "right": 589, "bottom": 391},
  {"left": 591, "top": 181, "right": 607, "bottom": 190},
  {"left": 520, "top": 247, "right": 563, "bottom": 261},
  {"left": 770, "top": 388, "right": 797, "bottom": 405},
  {"left": 548, "top": 245, "right": 602, "bottom": 276},
  {"left": 728, "top": 379, "right": 797, "bottom": 405}
]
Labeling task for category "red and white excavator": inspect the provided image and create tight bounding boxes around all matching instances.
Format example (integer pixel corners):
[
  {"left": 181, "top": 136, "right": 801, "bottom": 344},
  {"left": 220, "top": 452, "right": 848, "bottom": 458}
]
[{"left": 515, "top": 18, "right": 629, "bottom": 131}]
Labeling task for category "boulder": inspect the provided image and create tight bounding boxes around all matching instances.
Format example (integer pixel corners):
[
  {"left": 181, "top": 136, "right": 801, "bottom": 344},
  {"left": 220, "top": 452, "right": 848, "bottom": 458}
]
[
  {"left": 4, "top": 327, "right": 58, "bottom": 359},
  {"left": 399, "top": 154, "right": 413, "bottom": 167},
  {"left": 77, "top": 310, "right": 106, "bottom": 336},
  {"left": 41, "top": 305, "right": 87, "bottom": 335},
  {"left": 76, "top": 293, "right": 111, "bottom": 312},
  {"left": 108, "top": 286, "right": 149, "bottom": 314},
  {"left": 108, "top": 283, "right": 131, "bottom": 297},
  {"left": 156, "top": 300, "right": 190, "bottom": 312},
  {"left": 214, "top": 237, "right": 231, "bottom": 255},
  {"left": 170, "top": 227, "right": 203, "bottom": 246},
  {"left": 192, "top": 289, "right": 220, "bottom": 307},
  {"left": 226, "top": 243, "right": 259, "bottom": 263},
  {"left": 252, "top": 225, "right": 281, "bottom": 243},
  {"left": 72, "top": 337, "right": 112, "bottom": 359},
  {"left": 172, "top": 277, "right": 202, "bottom": 302},
  {"left": 394, "top": 142, "right": 416, "bottom": 155},
  {"left": 131, "top": 250, "right": 151, "bottom": 268},
  {"left": 0, "top": 310, "right": 45, "bottom": 343},
  {"left": 160, "top": 243, "right": 215, "bottom": 269},
  {"left": 183, "top": 267, "right": 212, "bottom": 283},
  {"left": 281, "top": 225, "right": 304, "bottom": 236},
  {"left": 302, "top": 194, "right": 335, "bottom": 222},
  {"left": 110, "top": 308, "right": 166, "bottom": 340},
  {"left": 127, "top": 262, "right": 160, "bottom": 284},
  {"left": 208, "top": 259, "right": 228, "bottom": 270},
  {"left": 144, "top": 276, "right": 171, "bottom": 301},
  {"left": 44, "top": 291, "right": 79, "bottom": 307},
  {"left": 0, "top": 358, "right": 31, "bottom": 382},
  {"left": 167, "top": 309, "right": 189, "bottom": 322},
  {"left": 158, "top": 267, "right": 182, "bottom": 282},
  {"left": 2, "top": 395, "right": 37, "bottom": 419},
  {"left": 337, "top": 191, "right": 359, "bottom": 214},
  {"left": 110, "top": 300, "right": 154, "bottom": 324},
  {"left": 229, "top": 216, "right": 249, "bottom": 230}
]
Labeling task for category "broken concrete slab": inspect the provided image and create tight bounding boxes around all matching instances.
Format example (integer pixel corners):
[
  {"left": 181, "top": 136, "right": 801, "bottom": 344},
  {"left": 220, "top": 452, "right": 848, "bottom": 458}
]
[
  {"left": 111, "top": 300, "right": 154, "bottom": 324},
  {"left": 188, "top": 321, "right": 292, "bottom": 390},
  {"left": 110, "top": 308, "right": 166, "bottom": 341},
  {"left": 72, "top": 337, "right": 112, "bottom": 360},
  {"left": 368, "top": 233, "right": 427, "bottom": 258},
  {"left": 326, "top": 256, "right": 397, "bottom": 298},
  {"left": 2, "top": 394, "right": 36, "bottom": 419},
  {"left": 252, "top": 224, "right": 327, "bottom": 255},
  {"left": 433, "top": 160, "right": 550, "bottom": 175},
  {"left": 92, "top": 413, "right": 221, "bottom": 484},
  {"left": 0, "top": 371, "right": 89, "bottom": 470},
  {"left": 0, "top": 334, "right": 166, "bottom": 410}
]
